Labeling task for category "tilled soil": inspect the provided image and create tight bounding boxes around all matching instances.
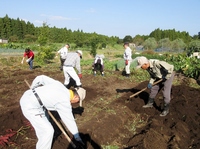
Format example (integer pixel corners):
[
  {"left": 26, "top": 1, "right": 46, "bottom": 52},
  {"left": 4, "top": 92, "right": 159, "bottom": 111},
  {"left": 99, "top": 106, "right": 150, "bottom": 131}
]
[{"left": 0, "top": 68, "right": 200, "bottom": 149}]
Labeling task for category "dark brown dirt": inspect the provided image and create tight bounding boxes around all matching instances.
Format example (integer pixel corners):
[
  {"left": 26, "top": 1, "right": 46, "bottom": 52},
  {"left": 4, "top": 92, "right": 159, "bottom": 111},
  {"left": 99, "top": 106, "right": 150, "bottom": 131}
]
[{"left": 0, "top": 67, "right": 200, "bottom": 149}]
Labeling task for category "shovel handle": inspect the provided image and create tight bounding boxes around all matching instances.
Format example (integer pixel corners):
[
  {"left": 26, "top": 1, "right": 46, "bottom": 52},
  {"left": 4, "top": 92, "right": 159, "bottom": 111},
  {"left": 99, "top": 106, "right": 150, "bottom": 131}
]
[{"left": 129, "top": 79, "right": 163, "bottom": 98}]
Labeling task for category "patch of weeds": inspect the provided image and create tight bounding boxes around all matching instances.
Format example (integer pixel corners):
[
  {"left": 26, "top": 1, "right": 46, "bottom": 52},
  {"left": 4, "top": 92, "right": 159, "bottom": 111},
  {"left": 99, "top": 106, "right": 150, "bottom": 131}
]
[
  {"left": 116, "top": 94, "right": 121, "bottom": 98},
  {"left": 101, "top": 145, "right": 119, "bottom": 149},
  {"left": 15, "top": 80, "right": 23, "bottom": 85},
  {"left": 125, "top": 113, "right": 147, "bottom": 133},
  {"left": 102, "top": 107, "right": 116, "bottom": 115}
]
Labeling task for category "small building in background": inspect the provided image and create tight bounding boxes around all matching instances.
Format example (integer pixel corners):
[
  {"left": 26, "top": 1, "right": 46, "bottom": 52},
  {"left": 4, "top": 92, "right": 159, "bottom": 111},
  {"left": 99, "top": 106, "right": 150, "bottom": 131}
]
[{"left": 0, "top": 39, "right": 8, "bottom": 43}]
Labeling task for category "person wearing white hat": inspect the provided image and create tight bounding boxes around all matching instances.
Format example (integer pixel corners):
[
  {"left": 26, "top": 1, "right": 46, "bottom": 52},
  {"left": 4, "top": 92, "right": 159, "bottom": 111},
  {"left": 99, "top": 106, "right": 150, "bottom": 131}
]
[
  {"left": 20, "top": 75, "right": 86, "bottom": 149},
  {"left": 63, "top": 50, "right": 83, "bottom": 89},
  {"left": 136, "top": 56, "right": 174, "bottom": 117}
]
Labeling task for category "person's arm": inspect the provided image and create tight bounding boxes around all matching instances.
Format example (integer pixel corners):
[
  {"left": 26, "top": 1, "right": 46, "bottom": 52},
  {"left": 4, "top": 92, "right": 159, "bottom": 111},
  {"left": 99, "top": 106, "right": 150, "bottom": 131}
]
[
  {"left": 149, "top": 78, "right": 156, "bottom": 85},
  {"left": 31, "top": 75, "right": 59, "bottom": 89},
  {"left": 101, "top": 58, "right": 103, "bottom": 65},
  {"left": 21, "top": 57, "right": 25, "bottom": 64},
  {"left": 56, "top": 102, "right": 79, "bottom": 135},
  {"left": 55, "top": 48, "right": 61, "bottom": 58},
  {"left": 21, "top": 52, "right": 26, "bottom": 64},
  {"left": 75, "top": 57, "right": 81, "bottom": 74},
  {"left": 56, "top": 102, "right": 83, "bottom": 143}
]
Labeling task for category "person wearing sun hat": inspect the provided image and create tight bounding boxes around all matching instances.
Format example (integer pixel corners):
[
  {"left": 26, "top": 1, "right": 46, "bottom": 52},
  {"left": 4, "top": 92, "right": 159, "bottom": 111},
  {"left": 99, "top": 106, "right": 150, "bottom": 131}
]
[
  {"left": 20, "top": 75, "right": 86, "bottom": 149},
  {"left": 136, "top": 56, "right": 175, "bottom": 117},
  {"left": 63, "top": 50, "right": 83, "bottom": 89}
]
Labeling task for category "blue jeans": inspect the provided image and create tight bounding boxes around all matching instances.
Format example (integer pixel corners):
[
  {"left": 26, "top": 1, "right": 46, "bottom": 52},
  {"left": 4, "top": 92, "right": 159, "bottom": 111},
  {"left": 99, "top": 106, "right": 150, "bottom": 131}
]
[{"left": 28, "top": 59, "right": 34, "bottom": 70}]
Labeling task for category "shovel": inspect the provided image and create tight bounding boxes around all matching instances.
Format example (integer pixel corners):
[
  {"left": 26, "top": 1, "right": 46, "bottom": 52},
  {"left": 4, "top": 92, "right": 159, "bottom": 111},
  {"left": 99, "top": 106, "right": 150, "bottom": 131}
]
[{"left": 129, "top": 79, "right": 163, "bottom": 99}]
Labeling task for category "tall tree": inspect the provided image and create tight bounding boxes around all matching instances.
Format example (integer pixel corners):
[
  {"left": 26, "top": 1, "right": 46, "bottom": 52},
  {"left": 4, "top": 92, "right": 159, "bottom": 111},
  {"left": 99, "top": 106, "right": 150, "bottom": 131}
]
[
  {"left": 143, "top": 37, "right": 157, "bottom": 50},
  {"left": 3, "top": 14, "right": 12, "bottom": 39},
  {"left": 158, "top": 38, "right": 171, "bottom": 50},
  {"left": 171, "top": 38, "right": 186, "bottom": 52},
  {"left": 0, "top": 18, "right": 5, "bottom": 38},
  {"left": 123, "top": 35, "right": 132, "bottom": 43},
  {"left": 37, "top": 22, "right": 50, "bottom": 45}
]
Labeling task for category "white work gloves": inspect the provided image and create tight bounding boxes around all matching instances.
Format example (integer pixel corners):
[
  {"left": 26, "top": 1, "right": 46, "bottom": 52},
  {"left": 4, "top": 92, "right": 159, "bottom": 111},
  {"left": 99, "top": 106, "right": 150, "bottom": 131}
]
[{"left": 26, "top": 58, "right": 31, "bottom": 63}]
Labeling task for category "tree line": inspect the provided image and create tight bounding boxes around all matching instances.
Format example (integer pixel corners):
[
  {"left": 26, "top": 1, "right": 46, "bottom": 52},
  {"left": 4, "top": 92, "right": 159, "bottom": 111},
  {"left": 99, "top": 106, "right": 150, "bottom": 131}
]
[
  {"left": 0, "top": 15, "right": 120, "bottom": 48},
  {"left": 0, "top": 14, "right": 200, "bottom": 55}
]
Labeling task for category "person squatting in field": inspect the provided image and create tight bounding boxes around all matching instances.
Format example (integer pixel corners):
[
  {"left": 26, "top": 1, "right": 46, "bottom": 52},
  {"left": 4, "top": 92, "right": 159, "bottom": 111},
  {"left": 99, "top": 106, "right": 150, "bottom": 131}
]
[
  {"left": 56, "top": 44, "right": 70, "bottom": 71},
  {"left": 21, "top": 48, "right": 34, "bottom": 70},
  {"left": 92, "top": 55, "right": 104, "bottom": 76},
  {"left": 123, "top": 42, "right": 132, "bottom": 77},
  {"left": 20, "top": 75, "right": 86, "bottom": 149},
  {"left": 63, "top": 50, "right": 83, "bottom": 89},
  {"left": 136, "top": 56, "right": 175, "bottom": 117}
]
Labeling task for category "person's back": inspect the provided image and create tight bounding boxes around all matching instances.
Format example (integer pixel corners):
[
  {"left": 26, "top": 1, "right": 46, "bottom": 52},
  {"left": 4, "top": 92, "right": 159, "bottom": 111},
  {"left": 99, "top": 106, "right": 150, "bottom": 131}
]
[
  {"left": 64, "top": 52, "right": 80, "bottom": 67},
  {"left": 63, "top": 51, "right": 83, "bottom": 88}
]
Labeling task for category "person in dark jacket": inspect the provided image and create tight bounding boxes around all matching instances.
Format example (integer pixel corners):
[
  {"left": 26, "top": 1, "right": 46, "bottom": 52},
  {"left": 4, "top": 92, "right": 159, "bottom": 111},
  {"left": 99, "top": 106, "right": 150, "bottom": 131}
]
[{"left": 92, "top": 56, "right": 104, "bottom": 76}]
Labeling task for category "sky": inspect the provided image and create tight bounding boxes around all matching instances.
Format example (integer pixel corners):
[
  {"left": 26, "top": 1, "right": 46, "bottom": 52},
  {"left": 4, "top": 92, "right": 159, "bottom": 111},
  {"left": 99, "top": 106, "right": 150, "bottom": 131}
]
[{"left": 0, "top": 0, "right": 200, "bottom": 39}]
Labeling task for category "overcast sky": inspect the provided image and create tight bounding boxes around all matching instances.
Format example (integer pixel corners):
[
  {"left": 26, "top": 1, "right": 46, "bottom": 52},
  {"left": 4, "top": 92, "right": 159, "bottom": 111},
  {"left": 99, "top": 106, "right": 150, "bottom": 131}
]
[{"left": 1, "top": 0, "right": 199, "bottom": 38}]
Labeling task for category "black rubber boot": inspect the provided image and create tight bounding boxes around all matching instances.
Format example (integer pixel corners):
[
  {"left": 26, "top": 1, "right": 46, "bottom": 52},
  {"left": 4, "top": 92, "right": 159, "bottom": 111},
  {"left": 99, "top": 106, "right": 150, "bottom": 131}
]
[
  {"left": 160, "top": 103, "right": 170, "bottom": 117},
  {"left": 142, "top": 98, "right": 154, "bottom": 108}
]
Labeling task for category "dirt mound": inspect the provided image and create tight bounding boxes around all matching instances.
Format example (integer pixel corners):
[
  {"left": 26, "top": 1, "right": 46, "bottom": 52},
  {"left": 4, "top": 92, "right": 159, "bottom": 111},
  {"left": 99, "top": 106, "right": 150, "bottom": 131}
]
[{"left": 0, "top": 69, "right": 200, "bottom": 149}]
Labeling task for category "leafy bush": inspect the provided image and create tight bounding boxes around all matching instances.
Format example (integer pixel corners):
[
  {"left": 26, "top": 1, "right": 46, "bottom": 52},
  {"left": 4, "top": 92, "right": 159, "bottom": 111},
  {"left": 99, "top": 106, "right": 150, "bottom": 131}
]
[
  {"left": 166, "top": 54, "right": 200, "bottom": 79},
  {"left": 34, "top": 46, "right": 55, "bottom": 64},
  {"left": 113, "top": 59, "right": 138, "bottom": 71}
]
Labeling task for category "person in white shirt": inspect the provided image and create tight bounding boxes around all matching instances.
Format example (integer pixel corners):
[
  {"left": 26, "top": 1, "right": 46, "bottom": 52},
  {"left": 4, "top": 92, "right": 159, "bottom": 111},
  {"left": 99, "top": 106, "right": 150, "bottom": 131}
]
[
  {"left": 56, "top": 44, "right": 70, "bottom": 71},
  {"left": 20, "top": 75, "right": 86, "bottom": 149},
  {"left": 123, "top": 42, "right": 132, "bottom": 77}
]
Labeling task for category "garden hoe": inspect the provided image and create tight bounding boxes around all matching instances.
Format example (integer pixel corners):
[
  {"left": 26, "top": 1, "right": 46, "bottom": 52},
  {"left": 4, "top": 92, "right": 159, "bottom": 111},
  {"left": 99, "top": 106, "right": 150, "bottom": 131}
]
[
  {"left": 24, "top": 79, "right": 77, "bottom": 149},
  {"left": 129, "top": 79, "right": 163, "bottom": 99}
]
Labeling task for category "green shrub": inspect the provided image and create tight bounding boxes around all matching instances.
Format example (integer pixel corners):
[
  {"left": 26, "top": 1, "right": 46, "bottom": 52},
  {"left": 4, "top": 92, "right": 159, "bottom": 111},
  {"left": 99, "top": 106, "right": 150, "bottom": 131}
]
[
  {"left": 113, "top": 58, "right": 138, "bottom": 71},
  {"left": 34, "top": 46, "right": 55, "bottom": 64}
]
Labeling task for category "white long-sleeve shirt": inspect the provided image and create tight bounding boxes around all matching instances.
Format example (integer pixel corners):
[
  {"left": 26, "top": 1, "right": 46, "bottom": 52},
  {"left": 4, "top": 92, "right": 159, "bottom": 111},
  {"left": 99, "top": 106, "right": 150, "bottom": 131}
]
[
  {"left": 57, "top": 46, "right": 68, "bottom": 59},
  {"left": 63, "top": 52, "right": 81, "bottom": 74},
  {"left": 20, "top": 75, "right": 79, "bottom": 135},
  {"left": 123, "top": 47, "right": 132, "bottom": 61}
]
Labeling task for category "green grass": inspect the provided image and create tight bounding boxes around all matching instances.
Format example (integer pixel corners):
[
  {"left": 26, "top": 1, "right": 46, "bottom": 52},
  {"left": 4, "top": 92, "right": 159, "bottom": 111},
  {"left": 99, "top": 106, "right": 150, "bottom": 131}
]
[{"left": 101, "top": 145, "right": 119, "bottom": 149}]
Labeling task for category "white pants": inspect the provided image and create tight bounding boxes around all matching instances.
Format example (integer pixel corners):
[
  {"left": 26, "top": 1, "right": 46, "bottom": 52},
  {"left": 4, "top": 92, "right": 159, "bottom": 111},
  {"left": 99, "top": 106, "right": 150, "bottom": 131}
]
[
  {"left": 23, "top": 110, "right": 54, "bottom": 149},
  {"left": 63, "top": 66, "right": 81, "bottom": 86},
  {"left": 125, "top": 60, "right": 131, "bottom": 74}
]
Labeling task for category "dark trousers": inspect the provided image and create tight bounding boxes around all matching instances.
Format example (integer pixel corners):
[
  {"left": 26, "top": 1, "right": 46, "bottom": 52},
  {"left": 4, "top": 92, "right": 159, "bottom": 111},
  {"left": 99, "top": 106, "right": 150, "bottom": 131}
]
[
  {"left": 93, "top": 63, "right": 103, "bottom": 73},
  {"left": 60, "top": 57, "right": 66, "bottom": 70},
  {"left": 149, "top": 72, "right": 175, "bottom": 104}
]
